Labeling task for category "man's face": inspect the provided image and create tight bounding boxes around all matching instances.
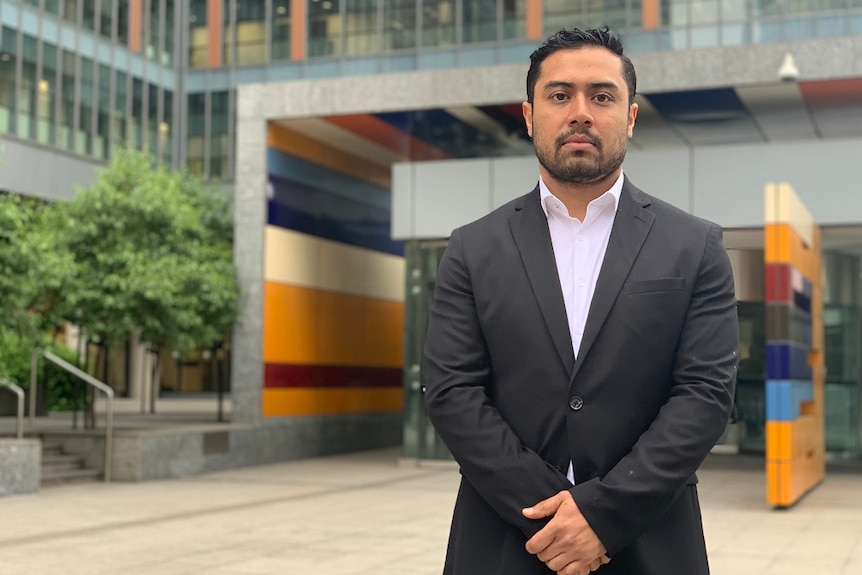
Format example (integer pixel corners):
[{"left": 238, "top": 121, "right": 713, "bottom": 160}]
[{"left": 522, "top": 47, "right": 638, "bottom": 187}]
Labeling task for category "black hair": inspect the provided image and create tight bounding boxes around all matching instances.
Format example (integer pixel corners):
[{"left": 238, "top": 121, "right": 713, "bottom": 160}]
[{"left": 526, "top": 27, "right": 637, "bottom": 105}]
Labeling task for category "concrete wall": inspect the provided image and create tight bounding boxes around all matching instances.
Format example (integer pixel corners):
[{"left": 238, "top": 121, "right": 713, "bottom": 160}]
[
  {"left": 391, "top": 137, "right": 862, "bottom": 239},
  {"left": 0, "top": 439, "right": 40, "bottom": 497},
  {"left": 0, "top": 137, "right": 101, "bottom": 200}
]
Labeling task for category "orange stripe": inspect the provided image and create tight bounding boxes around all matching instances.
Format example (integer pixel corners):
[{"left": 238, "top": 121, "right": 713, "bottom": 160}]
[
  {"left": 526, "top": 0, "right": 542, "bottom": 40},
  {"left": 291, "top": 0, "right": 306, "bottom": 61},
  {"left": 130, "top": 0, "right": 142, "bottom": 52},
  {"left": 262, "top": 387, "right": 403, "bottom": 417},
  {"left": 267, "top": 123, "right": 391, "bottom": 189},
  {"left": 642, "top": 0, "right": 660, "bottom": 29},
  {"left": 764, "top": 224, "right": 820, "bottom": 284},
  {"left": 263, "top": 282, "right": 404, "bottom": 367},
  {"left": 325, "top": 115, "right": 451, "bottom": 161},
  {"left": 208, "top": 0, "right": 222, "bottom": 67}
]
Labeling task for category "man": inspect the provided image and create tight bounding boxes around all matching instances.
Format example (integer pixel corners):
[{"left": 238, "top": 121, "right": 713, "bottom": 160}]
[{"left": 423, "top": 27, "right": 739, "bottom": 575}]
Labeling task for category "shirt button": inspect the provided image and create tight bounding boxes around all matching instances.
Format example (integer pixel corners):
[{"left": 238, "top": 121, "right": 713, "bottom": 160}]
[
  {"left": 569, "top": 396, "right": 584, "bottom": 411},
  {"left": 578, "top": 279, "right": 585, "bottom": 286},
  {"left": 577, "top": 236, "right": 584, "bottom": 242}
]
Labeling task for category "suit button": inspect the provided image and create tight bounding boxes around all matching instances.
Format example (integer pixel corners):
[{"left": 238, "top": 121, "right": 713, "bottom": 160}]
[{"left": 569, "top": 396, "right": 584, "bottom": 411}]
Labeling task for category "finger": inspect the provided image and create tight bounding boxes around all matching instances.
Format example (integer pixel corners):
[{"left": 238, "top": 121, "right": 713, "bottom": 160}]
[
  {"left": 525, "top": 529, "right": 554, "bottom": 555},
  {"left": 522, "top": 491, "right": 565, "bottom": 519},
  {"left": 587, "top": 558, "right": 601, "bottom": 572},
  {"left": 600, "top": 554, "right": 611, "bottom": 565}
]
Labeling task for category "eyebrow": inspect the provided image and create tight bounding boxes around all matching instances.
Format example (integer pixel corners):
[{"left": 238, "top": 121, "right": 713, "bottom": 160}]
[{"left": 542, "top": 80, "right": 621, "bottom": 93}]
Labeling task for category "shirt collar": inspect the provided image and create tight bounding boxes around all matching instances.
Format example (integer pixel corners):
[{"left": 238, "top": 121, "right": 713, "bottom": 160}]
[{"left": 539, "top": 172, "right": 624, "bottom": 219}]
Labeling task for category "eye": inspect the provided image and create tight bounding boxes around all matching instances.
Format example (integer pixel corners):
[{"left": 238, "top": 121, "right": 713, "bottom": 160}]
[
  {"left": 550, "top": 92, "right": 569, "bottom": 102},
  {"left": 594, "top": 93, "right": 613, "bottom": 103}
]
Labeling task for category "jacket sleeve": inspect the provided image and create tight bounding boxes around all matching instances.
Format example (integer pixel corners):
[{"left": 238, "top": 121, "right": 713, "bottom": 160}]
[
  {"left": 423, "top": 227, "right": 572, "bottom": 539},
  {"left": 570, "top": 224, "right": 739, "bottom": 556}
]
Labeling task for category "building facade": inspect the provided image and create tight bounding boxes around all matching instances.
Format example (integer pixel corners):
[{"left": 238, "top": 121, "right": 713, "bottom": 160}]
[{"left": 1, "top": 1, "right": 861, "bottom": 473}]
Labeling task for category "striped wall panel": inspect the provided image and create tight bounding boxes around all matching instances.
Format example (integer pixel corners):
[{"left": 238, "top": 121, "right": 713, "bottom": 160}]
[
  {"left": 764, "top": 183, "right": 825, "bottom": 508},
  {"left": 263, "top": 124, "right": 404, "bottom": 418}
]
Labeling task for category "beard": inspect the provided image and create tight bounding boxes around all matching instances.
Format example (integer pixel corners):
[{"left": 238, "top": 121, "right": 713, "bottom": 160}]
[{"left": 534, "top": 128, "right": 627, "bottom": 186}]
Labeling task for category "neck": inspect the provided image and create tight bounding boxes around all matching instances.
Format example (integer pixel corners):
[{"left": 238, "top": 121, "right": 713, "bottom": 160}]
[{"left": 542, "top": 169, "right": 620, "bottom": 221}]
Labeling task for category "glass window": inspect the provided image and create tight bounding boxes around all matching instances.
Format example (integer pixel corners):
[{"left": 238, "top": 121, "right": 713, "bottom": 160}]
[
  {"left": 752, "top": 0, "right": 784, "bottom": 18},
  {"left": 344, "top": 0, "right": 378, "bottom": 56},
  {"left": 544, "top": 0, "right": 585, "bottom": 36},
  {"left": 661, "top": 0, "right": 688, "bottom": 26},
  {"left": 271, "top": 0, "right": 291, "bottom": 60},
  {"left": 44, "top": 0, "right": 60, "bottom": 15},
  {"left": 59, "top": 49, "right": 76, "bottom": 151},
  {"left": 146, "top": 0, "right": 161, "bottom": 60},
  {"left": 587, "top": 0, "right": 626, "bottom": 29},
  {"left": 99, "top": 0, "right": 114, "bottom": 40},
  {"left": 236, "top": 0, "right": 267, "bottom": 65},
  {"left": 64, "top": 0, "right": 79, "bottom": 24},
  {"left": 383, "top": 0, "right": 416, "bottom": 51},
  {"left": 309, "top": 0, "right": 341, "bottom": 57},
  {"left": 39, "top": 43, "right": 58, "bottom": 146},
  {"left": 117, "top": 0, "right": 129, "bottom": 45},
  {"left": 83, "top": 0, "right": 97, "bottom": 30},
  {"left": 161, "top": 89, "right": 172, "bottom": 164},
  {"left": 210, "top": 91, "right": 229, "bottom": 179},
  {"left": 462, "top": 0, "right": 497, "bottom": 44},
  {"left": 147, "top": 83, "right": 158, "bottom": 152},
  {"left": 422, "top": 0, "right": 455, "bottom": 47},
  {"left": 0, "top": 28, "right": 17, "bottom": 136},
  {"left": 131, "top": 78, "right": 143, "bottom": 149},
  {"left": 163, "top": 0, "right": 174, "bottom": 65},
  {"left": 95, "top": 63, "right": 110, "bottom": 159},
  {"left": 18, "top": 35, "right": 38, "bottom": 141},
  {"left": 113, "top": 70, "right": 127, "bottom": 145},
  {"left": 502, "top": 0, "right": 525, "bottom": 40},
  {"left": 723, "top": 0, "right": 747, "bottom": 22},
  {"left": 189, "top": 0, "right": 208, "bottom": 68},
  {"left": 690, "top": 0, "right": 719, "bottom": 25},
  {"left": 78, "top": 57, "right": 95, "bottom": 155},
  {"left": 186, "top": 92, "right": 206, "bottom": 174}
]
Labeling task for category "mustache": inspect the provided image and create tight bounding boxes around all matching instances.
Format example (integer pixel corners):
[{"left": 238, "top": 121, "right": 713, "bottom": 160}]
[{"left": 555, "top": 129, "right": 600, "bottom": 147}]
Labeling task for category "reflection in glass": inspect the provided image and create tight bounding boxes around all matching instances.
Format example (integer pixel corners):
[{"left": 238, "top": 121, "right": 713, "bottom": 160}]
[
  {"left": 271, "top": 0, "right": 291, "bottom": 60},
  {"left": 78, "top": 56, "right": 95, "bottom": 155},
  {"left": 96, "top": 63, "right": 110, "bottom": 158},
  {"left": 309, "top": 0, "right": 341, "bottom": 57},
  {"left": 384, "top": 0, "right": 416, "bottom": 51},
  {"left": 502, "top": 0, "right": 526, "bottom": 40},
  {"left": 18, "top": 35, "right": 38, "bottom": 141},
  {"left": 187, "top": 92, "right": 206, "bottom": 174},
  {"left": 99, "top": 0, "right": 114, "bottom": 40},
  {"left": 59, "top": 49, "right": 76, "bottom": 150},
  {"left": 113, "top": 70, "right": 127, "bottom": 145},
  {"left": 345, "top": 0, "right": 378, "bottom": 55},
  {"left": 210, "top": 91, "right": 230, "bottom": 179},
  {"left": 234, "top": 0, "right": 267, "bottom": 65},
  {"left": 117, "top": 0, "right": 129, "bottom": 44},
  {"left": 0, "top": 27, "right": 18, "bottom": 134},
  {"left": 462, "top": 0, "right": 497, "bottom": 44},
  {"left": 544, "top": 0, "right": 584, "bottom": 36},
  {"left": 189, "top": 0, "right": 208, "bottom": 68},
  {"left": 39, "top": 44, "right": 58, "bottom": 146},
  {"left": 422, "top": 0, "right": 455, "bottom": 47}
]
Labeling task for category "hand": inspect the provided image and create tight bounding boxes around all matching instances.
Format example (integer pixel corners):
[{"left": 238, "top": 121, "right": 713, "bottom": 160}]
[{"left": 522, "top": 491, "right": 610, "bottom": 574}]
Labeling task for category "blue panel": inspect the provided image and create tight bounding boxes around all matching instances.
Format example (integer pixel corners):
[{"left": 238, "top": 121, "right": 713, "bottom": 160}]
[
  {"left": 1, "top": 2, "right": 19, "bottom": 27},
  {"left": 22, "top": 8, "right": 38, "bottom": 33},
  {"left": 267, "top": 174, "right": 403, "bottom": 256},
  {"left": 97, "top": 43, "right": 112, "bottom": 66},
  {"left": 306, "top": 60, "right": 339, "bottom": 79},
  {"left": 645, "top": 88, "right": 748, "bottom": 123},
  {"left": 114, "top": 49, "right": 128, "bottom": 69},
  {"left": 78, "top": 34, "right": 94, "bottom": 58},
  {"left": 269, "top": 63, "right": 302, "bottom": 81},
  {"left": 41, "top": 18, "right": 58, "bottom": 43},
  {"left": 766, "top": 342, "right": 811, "bottom": 381},
  {"left": 419, "top": 50, "right": 456, "bottom": 70},
  {"left": 342, "top": 57, "right": 378, "bottom": 76},
  {"left": 499, "top": 43, "right": 533, "bottom": 64},
  {"left": 61, "top": 27, "right": 77, "bottom": 51},
  {"left": 793, "top": 291, "right": 811, "bottom": 314},
  {"left": 375, "top": 109, "right": 487, "bottom": 158},
  {"left": 381, "top": 54, "right": 417, "bottom": 73},
  {"left": 267, "top": 148, "right": 390, "bottom": 210},
  {"left": 766, "top": 380, "right": 814, "bottom": 422},
  {"left": 460, "top": 47, "right": 496, "bottom": 67},
  {"left": 235, "top": 66, "right": 267, "bottom": 85}
]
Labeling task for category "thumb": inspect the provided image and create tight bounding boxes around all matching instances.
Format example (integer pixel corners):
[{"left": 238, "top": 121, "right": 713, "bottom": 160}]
[{"left": 522, "top": 491, "right": 566, "bottom": 519}]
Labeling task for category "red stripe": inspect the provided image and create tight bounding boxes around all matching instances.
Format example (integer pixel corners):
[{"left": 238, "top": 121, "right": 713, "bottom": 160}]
[
  {"left": 765, "top": 263, "right": 791, "bottom": 303},
  {"left": 265, "top": 364, "right": 403, "bottom": 389}
]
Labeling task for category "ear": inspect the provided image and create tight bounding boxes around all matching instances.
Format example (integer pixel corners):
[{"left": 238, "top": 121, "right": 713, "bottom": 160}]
[
  {"left": 522, "top": 101, "right": 534, "bottom": 138},
  {"left": 627, "top": 102, "right": 638, "bottom": 139}
]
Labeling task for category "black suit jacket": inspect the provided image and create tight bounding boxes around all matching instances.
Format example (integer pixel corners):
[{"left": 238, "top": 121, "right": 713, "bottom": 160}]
[{"left": 423, "top": 179, "right": 739, "bottom": 575}]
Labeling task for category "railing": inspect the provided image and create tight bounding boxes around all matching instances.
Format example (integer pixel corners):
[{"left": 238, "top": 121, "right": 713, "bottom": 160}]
[
  {"left": 0, "top": 380, "right": 25, "bottom": 439},
  {"left": 29, "top": 350, "right": 114, "bottom": 482}
]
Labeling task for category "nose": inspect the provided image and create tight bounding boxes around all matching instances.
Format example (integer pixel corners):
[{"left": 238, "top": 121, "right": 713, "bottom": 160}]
[{"left": 567, "top": 94, "right": 593, "bottom": 126}]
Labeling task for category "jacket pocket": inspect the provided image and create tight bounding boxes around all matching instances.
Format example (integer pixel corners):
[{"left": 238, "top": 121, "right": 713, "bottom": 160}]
[{"left": 623, "top": 277, "right": 685, "bottom": 295}]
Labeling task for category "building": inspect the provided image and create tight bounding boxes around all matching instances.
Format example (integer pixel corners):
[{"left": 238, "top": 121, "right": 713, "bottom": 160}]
[{"left": 0, "top": 1, "right": 860, "bottom": 479}]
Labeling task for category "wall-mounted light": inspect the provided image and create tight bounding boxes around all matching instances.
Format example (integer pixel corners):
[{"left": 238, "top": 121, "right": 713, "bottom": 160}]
[{"left": 778, "top": 52, "right": 799, "bottom": 82}]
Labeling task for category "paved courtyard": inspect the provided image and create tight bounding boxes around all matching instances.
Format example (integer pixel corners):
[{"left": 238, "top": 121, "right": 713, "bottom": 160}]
[{"left": 0, "top": 449, "right": 860, "bottom": 575}]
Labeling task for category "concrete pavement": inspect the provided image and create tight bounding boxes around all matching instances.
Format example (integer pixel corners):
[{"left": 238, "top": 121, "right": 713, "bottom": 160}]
[{"left": 0, "top": 449, "right": 860, "bottom": 575}]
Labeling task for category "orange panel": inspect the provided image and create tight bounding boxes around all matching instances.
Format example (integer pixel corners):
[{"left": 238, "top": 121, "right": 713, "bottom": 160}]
[
  {"left": 267, "top": 123, "right": 391, "bottom": 189},
  {"left": 763, "top": 224, "right": 819, "bottom": 283},
  {"left": 766, "top": 421, "right": 790, "bottom": 462},
  {"left": 129, "top": 0, "right": 142, "bottom": 52},
  {"left": 526, "top": 0, "right": 542, "bottom": 40},
  {"left": 264, "top": 282, "right": 404, "bottom": 367},
  {"left": 325, "top": 115, "right": 451, "bottom": 161},
  {"left": 262, "top": 387, "right": 403, "bottom": 417},
  {"left": 800, "top": 78, "right": 862, "bottom": 108},
  {"left": 642, "top": 0, "right": 660, "bottom": 29},
  {"left": 291, "top": 0, "right": 306, "bottom": 61},
  {"left": 208, "top": 0, "right": 222, "bottom": 67}
]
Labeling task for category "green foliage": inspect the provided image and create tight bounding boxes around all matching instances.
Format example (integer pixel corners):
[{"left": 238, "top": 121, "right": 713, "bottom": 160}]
[
  {"left": 0, "top": 330, "right": 88, "bottom": 412},
  {"left": 0, "top": 194, "right": 74, "bottom": 338},
  {"left": 58, "top": 148, "right": 239, "bottom": 353}
]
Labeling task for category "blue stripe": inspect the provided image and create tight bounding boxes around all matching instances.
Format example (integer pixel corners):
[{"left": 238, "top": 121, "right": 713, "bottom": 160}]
[
  {"left": 267, "top": 148, "right": 391, "bottom": 211},
  {"left": 375, "top": 109, "right": 483, "bottom": 158},
  {"left": 766, "top": 380, "right": 814, "bottom": 421},
  {"left": 267, "top": 174, "right": 403, "bottom": 257},
  {"left": 766, "top": 342, "right": 811, "bottom": 380}
]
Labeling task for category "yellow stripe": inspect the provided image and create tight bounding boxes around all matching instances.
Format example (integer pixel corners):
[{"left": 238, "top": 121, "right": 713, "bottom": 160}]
[
  {"left": 265, "top": 226, "right": 405, "bottom": 302},
  {"left": 764, "top": 223, "right": 820, "bottom": 283},
  {"left": 765, "top": 183, "right": 815, "bottom": 248},
  {"left": 262, "top": 387, "right": 403, "bottom": 417},
  {"left": 263, "top": 282, "right": 404, "bottom": 367},
  {"left": 267, "top": 122, "right": 391, "bottom": 189}
]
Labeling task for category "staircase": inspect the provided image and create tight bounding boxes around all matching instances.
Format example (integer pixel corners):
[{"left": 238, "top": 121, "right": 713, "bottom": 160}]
[{"left": 41, "top": 440, "right": 102, "bottom": 486}]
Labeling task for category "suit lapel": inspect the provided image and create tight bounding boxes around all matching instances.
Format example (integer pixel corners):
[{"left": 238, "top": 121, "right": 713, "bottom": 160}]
[
  {"left": 509, "top": 188, "right": 576, "bottom": 376},
  {"left": 571, "top": 182, "right": 655, "bottom": 383}
]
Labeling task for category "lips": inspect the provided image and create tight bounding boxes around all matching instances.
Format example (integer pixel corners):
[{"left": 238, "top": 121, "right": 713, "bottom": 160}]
[{"left": 558, "top": 131, "right": 598, "bottom": 148}]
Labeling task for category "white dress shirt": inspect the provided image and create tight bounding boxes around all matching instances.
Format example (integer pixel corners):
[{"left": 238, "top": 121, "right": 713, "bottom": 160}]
[{"left": 539, "top": 172, "right": 624, "bottom": 483}]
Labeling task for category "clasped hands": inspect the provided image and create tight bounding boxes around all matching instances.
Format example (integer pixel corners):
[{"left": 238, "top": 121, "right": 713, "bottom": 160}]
[{"left": 522, "top": 491, "right": 610, "bottom": 575}]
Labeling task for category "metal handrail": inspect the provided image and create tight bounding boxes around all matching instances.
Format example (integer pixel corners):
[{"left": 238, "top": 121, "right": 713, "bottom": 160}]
[
  {"left": 0, "top": 379, "right": 25, "bottom": 439},
  {"left": 29, "top": 349, "right": 114, "bottom": 482}
]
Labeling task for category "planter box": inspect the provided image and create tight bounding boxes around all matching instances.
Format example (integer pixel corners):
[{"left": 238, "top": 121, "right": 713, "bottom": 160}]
[{"left": 0, "top": 439, "right": 41, "bottom": 497}]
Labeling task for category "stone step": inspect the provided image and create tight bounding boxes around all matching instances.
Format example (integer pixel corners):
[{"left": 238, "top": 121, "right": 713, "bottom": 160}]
[
  {"left": 42, "top": 453, "right": 85, "bottom": 472},
  {"left": 41, "top": 467, "right": 102, "bottom": 486}
]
